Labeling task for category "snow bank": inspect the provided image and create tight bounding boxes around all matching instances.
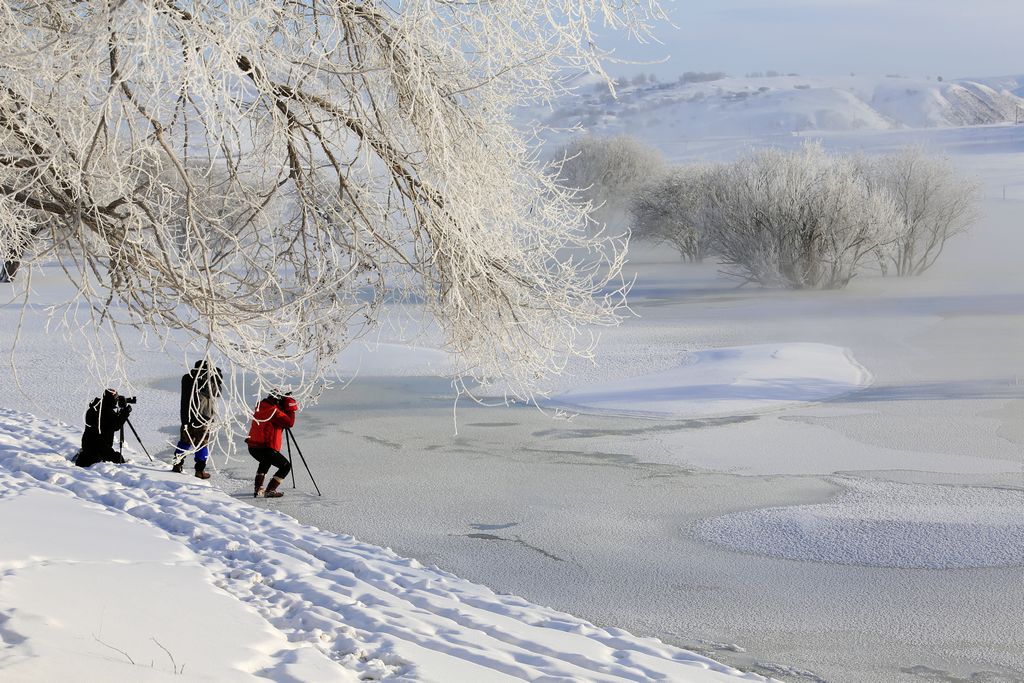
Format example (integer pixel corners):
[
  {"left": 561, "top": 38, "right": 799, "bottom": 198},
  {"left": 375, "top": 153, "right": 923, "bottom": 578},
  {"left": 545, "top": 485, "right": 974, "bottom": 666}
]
[
  {"left": 549, "top": 343, "right": 870, "bottom": 419},
  {"left": 695, "top": 478, "right": 1024, "bottom": 569},
  {"left": 0, "top": 408, "right": 765, "bottom": 682},
  {"left": 0, "top": 489, "right": 346, "bottom": 682}
]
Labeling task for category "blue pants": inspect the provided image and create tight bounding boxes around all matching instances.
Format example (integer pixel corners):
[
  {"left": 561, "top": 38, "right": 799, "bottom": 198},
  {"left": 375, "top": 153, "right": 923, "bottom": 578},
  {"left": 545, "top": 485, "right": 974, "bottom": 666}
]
[{"left": 174, "top": 441, "right": 208, "bottom": 464}]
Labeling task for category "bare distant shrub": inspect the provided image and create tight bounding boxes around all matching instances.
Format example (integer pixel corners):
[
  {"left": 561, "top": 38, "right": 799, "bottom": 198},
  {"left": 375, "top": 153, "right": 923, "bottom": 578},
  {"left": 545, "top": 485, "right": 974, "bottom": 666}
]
[
  {"left": 860, "top": 148, "right": 980, "bottom": 276},
  {"left": 679, "top": 71, "right": 728, "bottom": 84},
  {"left": 630, "top": 167, "right": 714, "bottom": 262},
  {"left": 554, "top": 135, "right": 665, "bottom": 231},
  {"left": 705, "top": 144, "right": 901, "bottom": 289}
]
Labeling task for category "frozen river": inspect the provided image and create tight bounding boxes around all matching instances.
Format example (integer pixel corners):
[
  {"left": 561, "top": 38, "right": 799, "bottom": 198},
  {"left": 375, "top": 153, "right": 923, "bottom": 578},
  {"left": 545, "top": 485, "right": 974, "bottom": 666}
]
[{"left": 221, "top": 193, "right": 1024, "bottom": 682}]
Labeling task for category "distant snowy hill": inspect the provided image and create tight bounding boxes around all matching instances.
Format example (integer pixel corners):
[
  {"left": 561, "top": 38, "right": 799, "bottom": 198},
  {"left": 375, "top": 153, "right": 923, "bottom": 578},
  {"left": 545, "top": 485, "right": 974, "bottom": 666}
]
[{"left": 534, "top": 74, "right": 1024, "bottom": 142}]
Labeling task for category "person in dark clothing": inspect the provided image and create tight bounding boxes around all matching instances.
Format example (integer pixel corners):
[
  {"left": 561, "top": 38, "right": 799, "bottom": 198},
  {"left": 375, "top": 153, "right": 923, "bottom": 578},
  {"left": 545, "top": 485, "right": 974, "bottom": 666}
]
[
  {"left": 76, "top": 389, "right": 132, "bottom": 467},
  {"left": 245, "top": 392, "right": 297, "bottom": 498},
  {"left": 172, "top": 360, "right": 223, "bottom": 479}
]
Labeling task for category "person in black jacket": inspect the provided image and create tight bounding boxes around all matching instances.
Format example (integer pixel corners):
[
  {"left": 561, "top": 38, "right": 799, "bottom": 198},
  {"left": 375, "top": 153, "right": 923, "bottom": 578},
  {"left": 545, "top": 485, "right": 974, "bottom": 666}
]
[
  {"left": 171, "top": 360, "right": 224, "bottom": 478},
  {"left": 76, "top": 389, "right": 132, "bottom": 467}
]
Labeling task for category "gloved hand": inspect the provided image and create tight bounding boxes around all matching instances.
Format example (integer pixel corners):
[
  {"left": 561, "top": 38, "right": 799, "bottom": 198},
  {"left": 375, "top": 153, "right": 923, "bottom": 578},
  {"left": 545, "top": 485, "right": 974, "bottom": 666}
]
[{"left": 281, "top": 396, "right": 298, "bottom": 413}]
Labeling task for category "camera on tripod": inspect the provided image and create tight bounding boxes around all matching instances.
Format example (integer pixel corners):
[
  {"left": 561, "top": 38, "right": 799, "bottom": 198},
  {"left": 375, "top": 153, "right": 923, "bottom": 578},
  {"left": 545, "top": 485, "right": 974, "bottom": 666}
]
[{"left": 116, "top": 395, "right": 138, "bottom": 409}]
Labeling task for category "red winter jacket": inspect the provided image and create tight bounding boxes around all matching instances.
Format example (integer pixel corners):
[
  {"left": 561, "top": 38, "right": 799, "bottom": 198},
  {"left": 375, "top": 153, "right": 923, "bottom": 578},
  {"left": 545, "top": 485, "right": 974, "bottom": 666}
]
[{"left": 246, "top": 396, "right": 297, "bottom": 451}]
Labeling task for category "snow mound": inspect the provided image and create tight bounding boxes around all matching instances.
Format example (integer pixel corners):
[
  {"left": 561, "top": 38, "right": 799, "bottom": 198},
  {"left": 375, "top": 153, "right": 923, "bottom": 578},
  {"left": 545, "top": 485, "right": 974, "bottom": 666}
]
[
  {"left": 695, "top": 478, "right": 1024, "bottom": 569},
  {"left": 549, "top": 343, "right": 870, "bottom": 419},
  {"left": 0, "top": 408, "right": 764, "bottom": 682}
]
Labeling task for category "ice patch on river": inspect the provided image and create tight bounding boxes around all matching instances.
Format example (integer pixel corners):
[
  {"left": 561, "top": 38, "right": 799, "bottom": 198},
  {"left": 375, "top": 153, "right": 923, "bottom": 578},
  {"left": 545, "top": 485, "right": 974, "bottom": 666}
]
[
  {"left": 695, "top": 478, "right": 1024, "bottom": 569},
  {"left": 549, "top": 343, "right": 871, "bottom": 419}
]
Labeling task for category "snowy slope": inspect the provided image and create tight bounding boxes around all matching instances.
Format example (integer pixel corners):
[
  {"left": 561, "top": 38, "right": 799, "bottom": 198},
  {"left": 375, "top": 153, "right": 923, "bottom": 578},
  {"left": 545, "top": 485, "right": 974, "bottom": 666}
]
[
  {"left": 968, "top": 74, "right": 1024, "bottom": 98},
  {"left": 535, "top": 74, "right": 1024, "bottom": 142},
  {"left": 870, "top": 79, "right": 1024, "bottom": 128},
  {"left": 0, "top": 408, "right": 768, "bottom": 682}
]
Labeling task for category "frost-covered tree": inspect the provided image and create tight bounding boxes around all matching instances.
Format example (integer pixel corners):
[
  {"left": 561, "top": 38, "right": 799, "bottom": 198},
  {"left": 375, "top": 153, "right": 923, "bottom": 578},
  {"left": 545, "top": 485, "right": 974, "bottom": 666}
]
[
  {"left": 861, "top": 148, "right": 979, "bottom": 276},
  {"left": 705, "top": 144, "right": 902, "bottom": 289},
  {"left": 630, "top": 166, "right": 714, "bottom": 262},
  {"left": 679, "top": 71, "right": 727, "bottom": 84},
  {"left": 0, "top": 0, "right": 666, "bottom": 412},
  {"left": 554, "top": 135, "right": 665, "bottom": 232}
]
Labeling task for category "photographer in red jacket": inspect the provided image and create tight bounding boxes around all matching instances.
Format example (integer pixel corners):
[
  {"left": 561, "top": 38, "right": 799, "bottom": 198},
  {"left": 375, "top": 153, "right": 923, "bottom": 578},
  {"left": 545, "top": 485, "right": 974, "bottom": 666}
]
[{"left": 245, "top": 392, "right": 297, "bottom": 498}]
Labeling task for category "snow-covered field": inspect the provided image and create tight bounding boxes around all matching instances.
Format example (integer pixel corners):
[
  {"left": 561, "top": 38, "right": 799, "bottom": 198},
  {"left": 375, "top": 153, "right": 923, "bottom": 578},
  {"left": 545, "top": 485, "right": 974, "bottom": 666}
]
[{"left": 3, "top": 90, "right": 1024, "bottom": 682}]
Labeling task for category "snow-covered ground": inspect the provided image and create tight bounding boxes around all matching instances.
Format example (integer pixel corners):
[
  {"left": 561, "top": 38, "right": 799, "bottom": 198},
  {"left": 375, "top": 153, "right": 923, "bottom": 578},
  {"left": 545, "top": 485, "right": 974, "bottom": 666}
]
[{"left": 0, "top": 409, "right": 763, "bottom": 682}]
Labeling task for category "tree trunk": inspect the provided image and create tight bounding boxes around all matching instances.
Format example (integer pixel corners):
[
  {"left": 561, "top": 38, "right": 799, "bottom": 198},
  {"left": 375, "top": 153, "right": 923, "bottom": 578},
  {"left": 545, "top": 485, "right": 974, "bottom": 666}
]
[{"left": 0, "top": 260, "right": 20, "bottom": 283}]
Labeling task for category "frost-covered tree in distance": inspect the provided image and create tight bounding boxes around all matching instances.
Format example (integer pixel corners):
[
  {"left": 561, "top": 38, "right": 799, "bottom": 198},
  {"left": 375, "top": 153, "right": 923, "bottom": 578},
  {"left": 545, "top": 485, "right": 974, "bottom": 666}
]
[
  {"left": 706, "top": 144, "right": 902, "bottom": 289},
  {"left": 861, "top": 147, "right": 980, "bottom": 276},
  {"left": 0, "top": 0, "right": 665, "bottom": 421},
  {"left": 554, "top": 134, "right": 665, "bottom": 233},
  {"left": 630, "top": 166, "right": 714, "bottom": 262}
]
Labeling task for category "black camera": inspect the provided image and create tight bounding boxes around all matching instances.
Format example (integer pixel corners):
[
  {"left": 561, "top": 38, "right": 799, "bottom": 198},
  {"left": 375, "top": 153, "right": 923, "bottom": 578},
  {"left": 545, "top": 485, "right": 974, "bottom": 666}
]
[
  {"left": 269, "top": 390, "right": 292, "bottom": 406},
  {"left": 117, "top": 395, "right": 138, "bottom": 408}
]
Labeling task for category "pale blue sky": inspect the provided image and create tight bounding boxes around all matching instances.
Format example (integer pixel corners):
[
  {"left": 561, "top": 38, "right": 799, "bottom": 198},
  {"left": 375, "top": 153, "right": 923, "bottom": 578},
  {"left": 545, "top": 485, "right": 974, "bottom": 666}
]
[{"left": 603, "top": 0, "right": 1024, "bottom": 79}]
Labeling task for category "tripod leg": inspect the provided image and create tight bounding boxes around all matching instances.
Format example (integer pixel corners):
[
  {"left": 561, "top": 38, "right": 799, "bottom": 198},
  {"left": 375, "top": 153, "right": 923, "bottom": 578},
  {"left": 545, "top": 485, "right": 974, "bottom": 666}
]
[
  {"left": 126, "top": 419, "right": 155, "bottom": 462},
  {"left": 287, "top": 430, "right": 322, "bottom": 497},
  {"left": 285, "top": 430, "right": 296, "bottom": 489}
]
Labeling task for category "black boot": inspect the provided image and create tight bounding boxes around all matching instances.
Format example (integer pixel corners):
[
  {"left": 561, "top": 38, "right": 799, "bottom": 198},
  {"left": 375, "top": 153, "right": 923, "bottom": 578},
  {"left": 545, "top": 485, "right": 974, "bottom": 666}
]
[
  {"left": 264, "top": 476, "right": 284, "bottom": 498},
  {"left": 171, "top": 458, "right": 183, "bottom": 474},
  {"left": 254, "top": 473, "right": 266, "bottom": 498},
  {"left": 194, "top": 462, "right": 211, "bottom": 480}
]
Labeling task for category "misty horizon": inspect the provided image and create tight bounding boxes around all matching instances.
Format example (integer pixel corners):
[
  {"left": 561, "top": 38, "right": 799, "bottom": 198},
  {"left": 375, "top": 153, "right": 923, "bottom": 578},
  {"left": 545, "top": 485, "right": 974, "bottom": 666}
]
[{"left": 600, "top": 1, "right": 1024, "bottom": 82}]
